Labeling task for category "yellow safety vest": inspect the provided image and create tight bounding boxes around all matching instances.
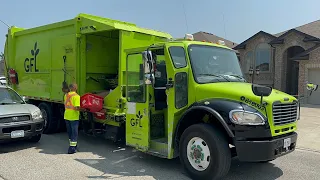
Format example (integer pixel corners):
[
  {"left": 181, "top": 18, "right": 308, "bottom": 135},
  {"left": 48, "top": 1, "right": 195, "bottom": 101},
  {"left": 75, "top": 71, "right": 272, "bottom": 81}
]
[{"left": 64, "top": 91, "right": 80, "bottom": 120}]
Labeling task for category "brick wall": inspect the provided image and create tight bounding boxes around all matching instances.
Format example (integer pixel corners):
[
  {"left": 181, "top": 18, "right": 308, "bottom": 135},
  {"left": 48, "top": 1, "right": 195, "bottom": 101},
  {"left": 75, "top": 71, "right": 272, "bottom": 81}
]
[
  {"left": 299, "top": 47, "right": 320, "bottom": 103},
  {"left": 272, "top": 31, "right": 315, "bottom": 91},
  {"left": 237, "top": 30, "right": 320, "bottom": 102},
  {"left": 238, "top": 33, "right": 275, "bottom": 86}
]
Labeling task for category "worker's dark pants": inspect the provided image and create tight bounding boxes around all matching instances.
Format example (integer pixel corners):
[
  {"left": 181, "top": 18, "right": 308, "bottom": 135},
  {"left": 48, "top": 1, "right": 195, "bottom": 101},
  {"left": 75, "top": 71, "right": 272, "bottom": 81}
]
[{"left": 65, "top": 120, "right": 79, "bottom": 152}]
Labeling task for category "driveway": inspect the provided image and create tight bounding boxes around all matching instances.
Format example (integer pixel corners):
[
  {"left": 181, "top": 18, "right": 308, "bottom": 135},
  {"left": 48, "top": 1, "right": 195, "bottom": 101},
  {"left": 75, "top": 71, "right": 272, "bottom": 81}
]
[{"left": 296, "top": 104, "right": 320, "bottom": 151}]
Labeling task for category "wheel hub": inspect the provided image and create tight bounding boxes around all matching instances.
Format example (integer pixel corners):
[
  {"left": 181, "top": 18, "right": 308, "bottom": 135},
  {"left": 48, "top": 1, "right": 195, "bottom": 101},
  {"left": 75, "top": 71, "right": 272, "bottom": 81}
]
[
  {"left": 187, "top": 137, "right": 211, "bottom": 171},
  {"left": 191, "top": 145, "right": 204, "bottom": 163}
]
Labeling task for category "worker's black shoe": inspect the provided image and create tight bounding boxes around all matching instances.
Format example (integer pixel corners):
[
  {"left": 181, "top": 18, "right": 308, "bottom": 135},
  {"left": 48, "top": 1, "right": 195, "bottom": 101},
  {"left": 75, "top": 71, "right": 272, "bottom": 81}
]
[{"left": 68, "top": 146, "right": 76, "bottom": 154}]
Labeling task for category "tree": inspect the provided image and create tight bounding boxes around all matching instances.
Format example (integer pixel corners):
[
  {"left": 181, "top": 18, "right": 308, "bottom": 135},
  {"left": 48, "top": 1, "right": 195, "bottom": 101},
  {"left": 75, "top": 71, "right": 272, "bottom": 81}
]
[{"left": 0, "top": 52, "right": 4, "bottom": 61}]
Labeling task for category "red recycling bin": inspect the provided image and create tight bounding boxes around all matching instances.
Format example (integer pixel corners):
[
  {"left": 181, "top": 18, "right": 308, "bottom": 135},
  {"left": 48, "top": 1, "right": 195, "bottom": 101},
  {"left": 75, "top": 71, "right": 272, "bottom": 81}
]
[{"left": 80, "top": 93, "right": 104, "bottom": 112}]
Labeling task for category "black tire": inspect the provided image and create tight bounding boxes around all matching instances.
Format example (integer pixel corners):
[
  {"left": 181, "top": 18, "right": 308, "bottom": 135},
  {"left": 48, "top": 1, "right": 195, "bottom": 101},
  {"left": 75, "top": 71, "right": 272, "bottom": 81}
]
[
  {"left": 38, "top": 103, "right": 59, "bottom": 134},
  {"left": 57, "top": 107, "right": 66, "bottom": 132},
  {"left": 179, "top": 123, "right": 231, "bottom": 180},
  {"left": 28, "top": 134, "right": 42, "bottom": 143}
]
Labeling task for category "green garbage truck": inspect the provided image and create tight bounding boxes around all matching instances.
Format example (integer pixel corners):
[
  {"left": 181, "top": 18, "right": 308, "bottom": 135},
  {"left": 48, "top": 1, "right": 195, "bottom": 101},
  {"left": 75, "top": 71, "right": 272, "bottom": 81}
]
[{"left": 3, "top": 13, "right": 299, "bottom": 180}]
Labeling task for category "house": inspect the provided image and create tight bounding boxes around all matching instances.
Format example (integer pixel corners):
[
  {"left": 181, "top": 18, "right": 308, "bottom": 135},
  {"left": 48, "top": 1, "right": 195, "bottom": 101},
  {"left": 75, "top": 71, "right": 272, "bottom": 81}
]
[{"left": 233, "top": 20, "right": 320, "bottom": 105}]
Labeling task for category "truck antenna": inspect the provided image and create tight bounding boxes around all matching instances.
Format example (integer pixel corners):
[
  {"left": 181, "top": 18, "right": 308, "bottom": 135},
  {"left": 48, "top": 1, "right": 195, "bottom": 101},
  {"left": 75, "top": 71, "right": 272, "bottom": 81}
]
[
  {"left": 222, "top": 14, "right": 227, "bottom": 39},
  {"left": 182, "top": 2, "right": 189, "bottom": 32},
  {"left": 0, "top": 19, "right": 10, "bottom": 28}
]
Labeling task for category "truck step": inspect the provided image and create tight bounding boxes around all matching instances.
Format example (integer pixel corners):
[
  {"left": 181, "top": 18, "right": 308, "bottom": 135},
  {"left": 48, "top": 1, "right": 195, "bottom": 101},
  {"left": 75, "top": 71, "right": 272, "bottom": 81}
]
[
  {"left": 151, "top": 137, "right": 167, "bottom": 144},
  {"left": 148, "top": 138, "right": 168, "bottom": 158}
]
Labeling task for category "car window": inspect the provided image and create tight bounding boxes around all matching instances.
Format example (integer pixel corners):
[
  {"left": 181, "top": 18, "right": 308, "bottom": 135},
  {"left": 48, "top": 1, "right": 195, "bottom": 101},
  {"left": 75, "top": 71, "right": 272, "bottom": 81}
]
[{"left": 0, "top": 88, "right": 24, "bottom": 104}]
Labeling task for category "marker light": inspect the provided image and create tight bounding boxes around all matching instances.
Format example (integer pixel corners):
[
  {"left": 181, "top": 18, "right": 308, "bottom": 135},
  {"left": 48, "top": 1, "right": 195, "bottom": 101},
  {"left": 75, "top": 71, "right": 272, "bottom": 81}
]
[
  {"left": 185, "top": 34, "right": 194, "bottom": 41},
  {"left": 218, "top": 40, "right": 225, "bottom": 45}
]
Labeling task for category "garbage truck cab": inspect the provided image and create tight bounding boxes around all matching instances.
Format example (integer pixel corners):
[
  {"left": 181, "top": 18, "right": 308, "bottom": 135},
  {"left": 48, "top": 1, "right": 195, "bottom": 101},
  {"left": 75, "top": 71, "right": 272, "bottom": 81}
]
[{"left": 125, "top": 34, "right": 299, "bottom": 179}]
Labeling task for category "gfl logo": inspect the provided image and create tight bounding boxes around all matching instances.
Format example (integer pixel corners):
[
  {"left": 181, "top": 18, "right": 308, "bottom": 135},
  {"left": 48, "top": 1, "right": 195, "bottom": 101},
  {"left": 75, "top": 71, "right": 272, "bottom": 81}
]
[
  {"left": 130, "top": 111, "right": 143, "bottom": 127},
  {"left": 24, "top": 42, "right": 40, "bottom": 72}
]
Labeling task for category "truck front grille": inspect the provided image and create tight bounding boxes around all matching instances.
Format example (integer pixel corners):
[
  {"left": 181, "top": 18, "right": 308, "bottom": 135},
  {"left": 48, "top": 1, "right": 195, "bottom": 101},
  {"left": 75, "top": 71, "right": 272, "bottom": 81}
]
[
  {"left": 0, "top": 115, "right": 31, "bottom": 123},
  {"left": 272, "top": 102, "right": 298, "bottom": 126}
]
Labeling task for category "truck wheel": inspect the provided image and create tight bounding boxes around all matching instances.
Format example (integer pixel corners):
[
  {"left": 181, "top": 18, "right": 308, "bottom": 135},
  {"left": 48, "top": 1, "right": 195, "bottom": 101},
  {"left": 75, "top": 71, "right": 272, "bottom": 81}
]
[
  {"left": 28, "top": 134, "right": 42, "bottom": 143},
  {"left": 179, "top": 123, "right": 231, "bottom": 180},
  {"left": 57, "top": 107, "right": 66, "bottom": 132},
  {"left": 39, "top": 103, "right": 59, "bottom": 134}
]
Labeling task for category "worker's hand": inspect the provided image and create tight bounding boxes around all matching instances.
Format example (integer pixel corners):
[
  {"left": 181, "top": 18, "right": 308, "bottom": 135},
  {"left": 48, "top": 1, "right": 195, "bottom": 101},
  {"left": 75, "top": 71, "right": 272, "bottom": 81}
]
[{"left": 79, "top": 107, "right": 90, "bottom": 112}]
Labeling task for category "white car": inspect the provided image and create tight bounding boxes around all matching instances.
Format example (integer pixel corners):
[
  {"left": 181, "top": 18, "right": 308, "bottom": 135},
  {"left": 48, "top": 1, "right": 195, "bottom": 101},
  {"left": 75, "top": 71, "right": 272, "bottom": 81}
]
[
  {"left": 0, "top": 76, "right": 6, "bottom": 85},
  {"left": 0, "top": 85, "right": 44, "bottom": 143}
]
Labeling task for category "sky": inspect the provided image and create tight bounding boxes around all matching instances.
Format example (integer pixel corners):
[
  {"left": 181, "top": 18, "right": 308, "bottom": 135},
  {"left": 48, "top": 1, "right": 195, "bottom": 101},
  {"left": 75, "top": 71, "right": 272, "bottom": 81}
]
[{"left": 0, "top": 0, "right": 320, "bottom": 52}]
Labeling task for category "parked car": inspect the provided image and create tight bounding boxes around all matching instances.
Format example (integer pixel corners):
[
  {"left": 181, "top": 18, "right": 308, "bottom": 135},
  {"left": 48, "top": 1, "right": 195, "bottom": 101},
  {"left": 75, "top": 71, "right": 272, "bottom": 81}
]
[
  {"left": 0, "top": 76, "right": 6, "bottom": 85},
  {"left": 0, "top": 84, "right": 44, "bottom": 143}
]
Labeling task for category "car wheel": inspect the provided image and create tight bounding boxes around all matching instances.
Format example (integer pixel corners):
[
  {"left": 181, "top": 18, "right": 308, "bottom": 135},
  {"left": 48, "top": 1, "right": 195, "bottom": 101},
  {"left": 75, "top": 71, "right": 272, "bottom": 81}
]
[
  {"left": 179, "top": 123, "right": 231, "bottom": 180},
  {"left": 28, "top": 134, "right": 42, "bottom": 143},
  {"left": 39, "top": 103, "right": 59, "bottom": 134}
]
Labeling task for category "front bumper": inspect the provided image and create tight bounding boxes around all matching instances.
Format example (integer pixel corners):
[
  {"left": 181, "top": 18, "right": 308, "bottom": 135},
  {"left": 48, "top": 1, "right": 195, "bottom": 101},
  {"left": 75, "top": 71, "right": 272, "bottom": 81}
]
[
  {"left": 0, "top": 120, "right": 44, "bottom": 142},
  {"left": 235, "top": 132, "right": 298, "bottom": 162}
]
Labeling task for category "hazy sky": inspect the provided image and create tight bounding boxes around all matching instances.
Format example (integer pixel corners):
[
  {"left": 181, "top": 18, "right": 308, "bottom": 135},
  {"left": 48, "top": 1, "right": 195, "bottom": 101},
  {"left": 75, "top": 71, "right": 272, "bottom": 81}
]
[{"left": 0, "top": 0, "right": 320, "bottom": 52}]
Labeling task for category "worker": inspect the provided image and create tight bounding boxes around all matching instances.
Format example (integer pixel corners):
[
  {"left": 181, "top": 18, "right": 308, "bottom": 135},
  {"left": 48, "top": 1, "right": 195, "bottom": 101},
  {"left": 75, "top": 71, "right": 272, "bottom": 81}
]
[{"left": 64, "top": 83, "right": 84, "bottom": 154}]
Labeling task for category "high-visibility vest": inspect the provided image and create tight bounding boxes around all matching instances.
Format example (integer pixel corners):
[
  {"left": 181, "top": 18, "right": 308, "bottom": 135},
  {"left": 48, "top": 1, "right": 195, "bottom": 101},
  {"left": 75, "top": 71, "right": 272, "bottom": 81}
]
[{"left": 64, "top": 92, "right": 77, "bottom": 110}]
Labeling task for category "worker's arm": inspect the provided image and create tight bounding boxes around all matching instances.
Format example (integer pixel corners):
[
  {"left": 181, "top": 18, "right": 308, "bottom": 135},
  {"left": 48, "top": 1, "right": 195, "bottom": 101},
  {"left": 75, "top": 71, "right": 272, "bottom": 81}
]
[{"left": 73, "top": 95, "right": 87, "bottom": 111}]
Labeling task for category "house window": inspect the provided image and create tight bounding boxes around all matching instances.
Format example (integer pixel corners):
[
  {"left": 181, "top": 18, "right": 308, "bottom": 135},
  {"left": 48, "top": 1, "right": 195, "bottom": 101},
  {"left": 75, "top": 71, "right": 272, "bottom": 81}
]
[
  {"left": 244, "top": 51, "right": 253, "bottom": 73},
  {"left": 255, "top": 43, "right": 271, "bottom": 72}
]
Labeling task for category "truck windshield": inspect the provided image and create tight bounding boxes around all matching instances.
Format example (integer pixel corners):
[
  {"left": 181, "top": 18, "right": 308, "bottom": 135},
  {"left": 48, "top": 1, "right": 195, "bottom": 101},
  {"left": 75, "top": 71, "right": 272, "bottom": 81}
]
[
  {"left": 0, "top": 88, "right": 24, "bottom": 105},
  {"left": 188, "top": 45, "right": 245, "bottom": 83}
]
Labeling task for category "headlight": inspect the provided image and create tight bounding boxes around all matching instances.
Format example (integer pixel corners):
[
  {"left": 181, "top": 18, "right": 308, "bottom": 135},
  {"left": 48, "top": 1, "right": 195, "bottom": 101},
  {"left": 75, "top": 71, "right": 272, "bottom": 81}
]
[
  {"left": 32, "top": 110, "right": 43, "bottom": 120},
  {"left": 229, "top": 110, "right": 265, "bottom": 125}
]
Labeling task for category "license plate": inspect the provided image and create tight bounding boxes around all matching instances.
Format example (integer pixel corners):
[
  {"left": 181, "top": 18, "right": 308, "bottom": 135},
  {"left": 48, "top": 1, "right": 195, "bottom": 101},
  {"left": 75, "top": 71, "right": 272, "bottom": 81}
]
[
  {"left": 283, "top": 138, "right": 291, "bottom": 148},
  {"left": 11, "top": 130, "right": 25, "bottom": 138}
]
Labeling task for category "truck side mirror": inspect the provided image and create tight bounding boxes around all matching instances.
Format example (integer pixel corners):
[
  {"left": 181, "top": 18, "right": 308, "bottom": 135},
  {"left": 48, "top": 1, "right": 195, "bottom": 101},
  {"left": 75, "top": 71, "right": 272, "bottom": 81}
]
[
  {"left": 252, "top": 84, "right": 272, "bottom": 97},
  {"left": 142, "top": 50, "right": 155, "bottom": 87},
  {"left": 252, "top": 84, "right": 272, "bottom": 106},
  {"left": 306, "top": 82, "right": 318, "bottom": 96},
  {"left": 307, "top": 83, "right": 318, "bottom": 92}
]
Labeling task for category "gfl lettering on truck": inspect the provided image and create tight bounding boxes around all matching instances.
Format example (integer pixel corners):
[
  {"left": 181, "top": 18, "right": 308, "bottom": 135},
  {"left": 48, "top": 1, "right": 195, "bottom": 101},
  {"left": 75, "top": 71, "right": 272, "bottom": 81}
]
[{"left": 4, "top": 13, "right": 300, "bottom": 180}]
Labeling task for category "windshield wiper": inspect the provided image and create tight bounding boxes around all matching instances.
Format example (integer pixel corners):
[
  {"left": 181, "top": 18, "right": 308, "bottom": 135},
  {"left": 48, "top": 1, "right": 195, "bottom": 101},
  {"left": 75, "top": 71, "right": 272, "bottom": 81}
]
[
  {"left": 198, "top": 74, "right": 230, "bottom": 82},
  {"left": 226, "top": 74, "right": 246, "bottom": 81}
]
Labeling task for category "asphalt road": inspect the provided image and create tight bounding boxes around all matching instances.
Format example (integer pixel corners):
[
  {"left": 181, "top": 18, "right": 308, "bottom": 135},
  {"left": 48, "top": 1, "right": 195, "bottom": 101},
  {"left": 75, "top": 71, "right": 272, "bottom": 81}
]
[
  {"left": 1, "top": 105, "right": 320, "bottom": 180},
  {"left": 0, "top": 132, "right": 320, "bottom": 180}
]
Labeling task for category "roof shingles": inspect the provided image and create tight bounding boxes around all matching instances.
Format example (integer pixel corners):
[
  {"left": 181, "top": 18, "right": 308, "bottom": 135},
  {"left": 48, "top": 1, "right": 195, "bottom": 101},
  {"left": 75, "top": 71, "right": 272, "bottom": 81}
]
[
  {"left": 193, "top": 31, "right": 238, "bottom": 49},
  {"left": 274, "top": 20, "right": 320, "bottom": 38}
]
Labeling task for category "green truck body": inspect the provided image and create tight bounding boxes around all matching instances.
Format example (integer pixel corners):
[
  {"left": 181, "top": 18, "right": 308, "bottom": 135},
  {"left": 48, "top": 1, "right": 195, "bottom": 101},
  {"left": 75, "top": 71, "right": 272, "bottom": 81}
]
[{"left": 4, "top": 13, "right": 299, "bottom": 180}]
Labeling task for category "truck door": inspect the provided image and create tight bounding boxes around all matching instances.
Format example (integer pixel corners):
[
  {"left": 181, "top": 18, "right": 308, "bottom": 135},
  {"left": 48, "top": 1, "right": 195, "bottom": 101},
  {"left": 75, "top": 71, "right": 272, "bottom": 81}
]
[
  {"left": 125, "top": 52, "right": 151, "bottom": 151},
  {"left": 164, "top": 44, "right": 189, "bottom": 158}
]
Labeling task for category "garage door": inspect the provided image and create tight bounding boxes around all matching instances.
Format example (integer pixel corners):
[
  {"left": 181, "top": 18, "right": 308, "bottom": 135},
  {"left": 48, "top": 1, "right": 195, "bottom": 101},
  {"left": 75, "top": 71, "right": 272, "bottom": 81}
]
[{"left": 307, "top": 69, "right": 320, "bottom": 105}]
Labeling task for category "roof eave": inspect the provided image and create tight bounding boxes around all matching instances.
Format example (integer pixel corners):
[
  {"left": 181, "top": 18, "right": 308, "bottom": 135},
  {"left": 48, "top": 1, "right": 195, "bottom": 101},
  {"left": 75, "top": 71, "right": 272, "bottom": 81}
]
[
  {"left": 290, "top": 54, "right": 309, "bottom": 61},
  {"left": 233, "top": 44, "right": 246, "bottom": 50},
  {"left": 233, "top": 31, "right": 276, "bottom": 50}
]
